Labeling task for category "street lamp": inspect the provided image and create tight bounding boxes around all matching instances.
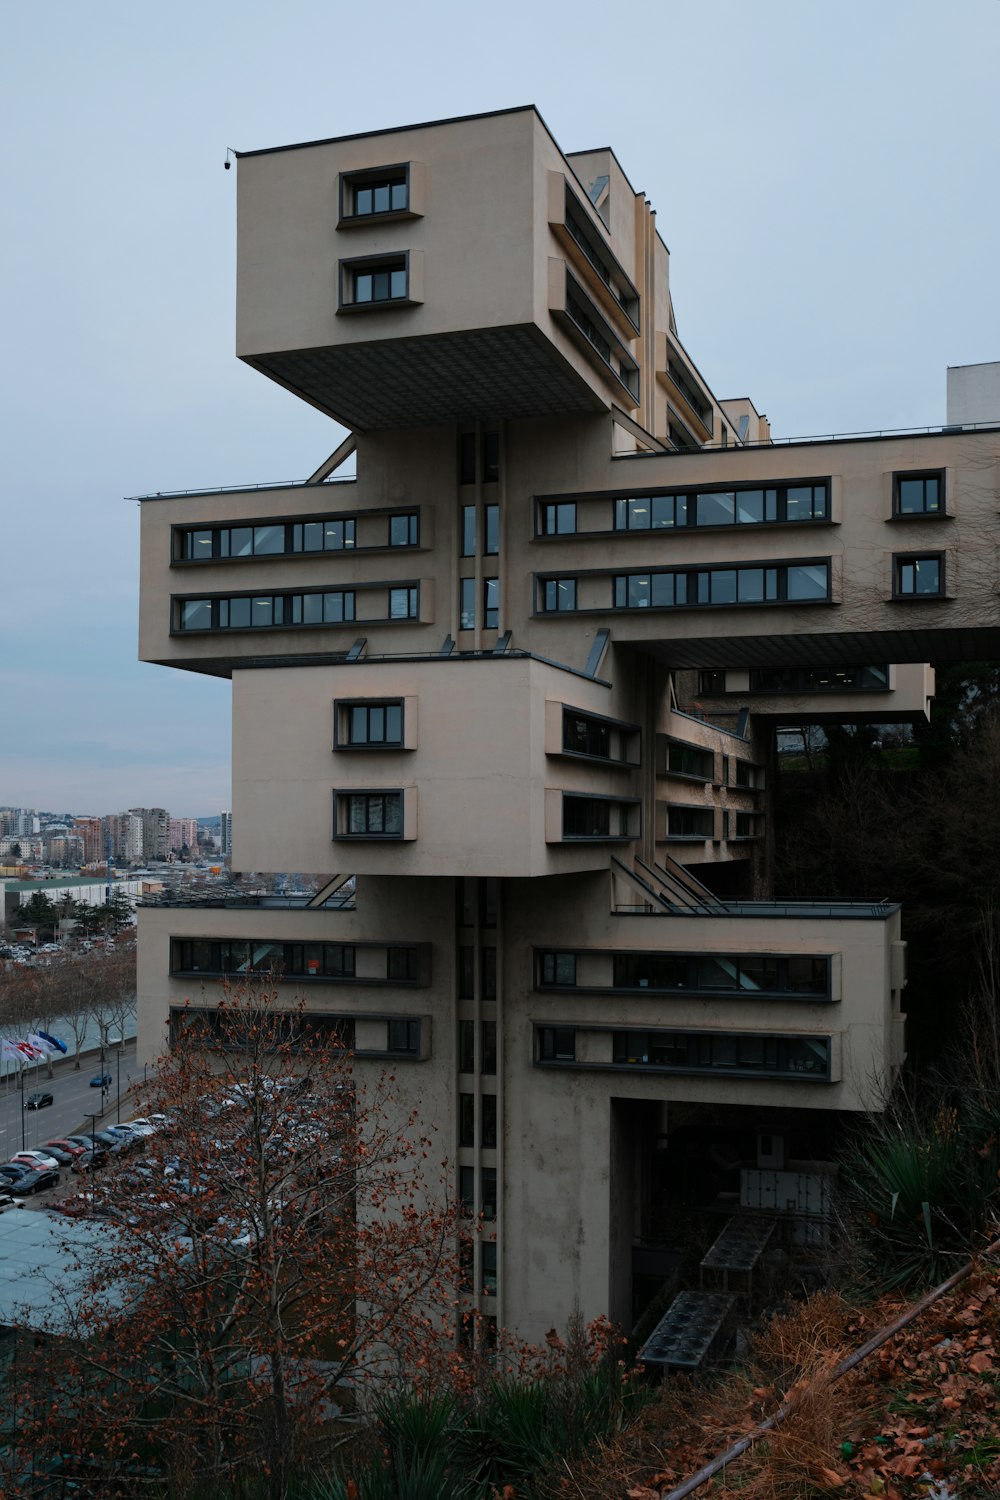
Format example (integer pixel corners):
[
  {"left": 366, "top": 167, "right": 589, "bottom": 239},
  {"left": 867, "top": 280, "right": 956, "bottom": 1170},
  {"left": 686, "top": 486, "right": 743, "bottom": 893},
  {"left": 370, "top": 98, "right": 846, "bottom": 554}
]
[{"left": 18, "top": 1068, "right": 25, "bottom": 1153}]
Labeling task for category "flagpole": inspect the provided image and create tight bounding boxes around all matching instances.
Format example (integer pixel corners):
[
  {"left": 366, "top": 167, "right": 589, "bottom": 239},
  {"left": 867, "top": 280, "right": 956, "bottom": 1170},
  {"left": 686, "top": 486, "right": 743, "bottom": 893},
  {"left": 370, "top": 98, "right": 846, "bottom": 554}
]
[{"left": 19, "top": 1067, "right": 25, "bottom": 1153}]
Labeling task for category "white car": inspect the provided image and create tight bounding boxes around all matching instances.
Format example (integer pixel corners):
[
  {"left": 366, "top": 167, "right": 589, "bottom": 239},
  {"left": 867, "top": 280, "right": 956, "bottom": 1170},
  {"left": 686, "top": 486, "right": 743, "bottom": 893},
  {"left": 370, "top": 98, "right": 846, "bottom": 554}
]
[{"left": 11, "top": 1150, "right": 60, "bottom": 1172}]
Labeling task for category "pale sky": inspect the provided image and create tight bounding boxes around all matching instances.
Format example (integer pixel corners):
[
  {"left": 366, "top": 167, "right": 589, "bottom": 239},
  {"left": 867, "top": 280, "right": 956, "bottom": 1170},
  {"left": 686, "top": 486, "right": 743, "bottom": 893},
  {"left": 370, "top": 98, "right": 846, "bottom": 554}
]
[{"left": 2, "top": 0, "right": 997, "bottom": 815}]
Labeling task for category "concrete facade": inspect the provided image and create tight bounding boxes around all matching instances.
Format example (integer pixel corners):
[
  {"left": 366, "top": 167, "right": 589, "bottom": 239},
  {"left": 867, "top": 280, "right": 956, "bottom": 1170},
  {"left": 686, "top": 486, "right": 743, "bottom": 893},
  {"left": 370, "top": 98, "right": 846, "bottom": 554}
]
[{"left": 135, "top": 107, "right": 1000, "bottom": 1345}]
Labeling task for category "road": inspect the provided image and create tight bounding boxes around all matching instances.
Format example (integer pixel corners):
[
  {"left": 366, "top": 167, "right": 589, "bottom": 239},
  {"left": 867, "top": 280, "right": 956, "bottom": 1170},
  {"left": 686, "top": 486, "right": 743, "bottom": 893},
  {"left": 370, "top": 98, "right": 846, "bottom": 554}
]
[{"left": 0, "top": 1040, "right": 142, "bottom": 1159}]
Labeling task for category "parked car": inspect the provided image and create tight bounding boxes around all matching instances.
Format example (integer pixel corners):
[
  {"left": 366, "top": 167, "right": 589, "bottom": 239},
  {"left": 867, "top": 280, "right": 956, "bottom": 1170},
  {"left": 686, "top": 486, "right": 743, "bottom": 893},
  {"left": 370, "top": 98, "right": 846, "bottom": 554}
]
[
  {"left": 11, "top": 1151, "right": 60, "bottom": 1172},
  {"left": 89, "top": 1072, "right": 112, "bottom": 1089},
  {"left": 8, "top": 1167, "right": 59, "bottom": 1195},
  {"left": 44, "top": 1138, "right": 87, "bottom": 1161},
  {"left": 63, "top": 1135, "right": 115, "bottom": 1159},
  {"left": 24, "top": 1091, "right": 53, "bottom": 1110},
  {"left": 35, "top": 1144, "right": 75, "bottom": 1167}
]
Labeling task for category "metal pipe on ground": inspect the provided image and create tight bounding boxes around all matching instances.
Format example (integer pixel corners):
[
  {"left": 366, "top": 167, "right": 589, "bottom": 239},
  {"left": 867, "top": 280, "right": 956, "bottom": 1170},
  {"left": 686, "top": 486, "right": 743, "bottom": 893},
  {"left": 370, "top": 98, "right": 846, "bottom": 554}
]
[{"left": 661, "top": 1234, "right": 1000, "bottom": 1500}]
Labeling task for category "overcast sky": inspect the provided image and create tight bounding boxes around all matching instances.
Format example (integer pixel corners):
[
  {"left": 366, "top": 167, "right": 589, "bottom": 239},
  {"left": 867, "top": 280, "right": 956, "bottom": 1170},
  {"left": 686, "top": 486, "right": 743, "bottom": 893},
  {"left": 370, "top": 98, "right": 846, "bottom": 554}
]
[{"left": 2, "top": 0, "right": 997, "bottom": 816}]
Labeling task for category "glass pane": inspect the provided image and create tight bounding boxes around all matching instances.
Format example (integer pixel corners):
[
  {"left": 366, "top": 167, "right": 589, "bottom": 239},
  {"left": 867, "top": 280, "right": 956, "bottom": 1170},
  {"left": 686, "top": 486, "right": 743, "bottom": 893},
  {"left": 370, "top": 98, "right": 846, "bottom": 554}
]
[
  {"left": 484, "top": 577, "right": 499, "bottom": 628},
  {"left": 251, "top": 596, "right": 274, "bottom": 626},
  {"left": 350, "top": 707, "right": 367, "bottom": 743},
  {"left": 737, "top": 568, "right": 765, "bottom": 602},
  {"left": 485, "top": 504, "right": 499, "bottom": 554},
  {"left": 181, "top": 599, "right": 211, "bottom": 630},
  {"left": 698, "top": 956, "right": 739, "bottom": 990},
  {"left": 786, "top": 564, "right": 828, "bottom": 600},
  {"left": 354, "top": 186, "right": 372, "bottom": 215},
  {"left": 462, "top": 507, "right": 476, "bottom": 556},
  {"left": 738, "top": 957, "right": 778, "bottom": 992},
  {"left": 629, "top": 575, "right": 650, "bottom": 608},
  {"left": 254, "top": 525, "right": 284, "bottom": 554},
  {"left": 390, "top": 181, "right": 407, "bottom": 211},
  {"left": 696, "top": 491, "right": 735, "bottom": 526},
  {"left": 460, "top": 578, "right": 475, "bottom": 629},
  {"left": 459, "top": 1021, "right": 475, "bottom": 1074},
  {"left": 373, "top": 184, "right": 390, "bottom": 213},
  {"left": 651, "top": 494, "right": 676, "bottom": 528},
  {"left": 228, "top": 597, "right": 251, "bottom": 628},
  {"left": 390, "top": 268, "right": 407, "bottom": 299},
  {"left": 324, "top": 521, "right": 343, "bottom": 550},
  {"left": 914, "top": 558, "right": 940, "bottom": 594},
  {"left": 354, "top": 272, "right": 372, "bottom": 303},
  {"left": 187, "top": 529, "right": 213, "bottom": 559},
  {"left": 300, "top": 522, "right": 323, "bottom": 551},
  {"left": 786, "top": 486, "right": 817, "bottom": 520},
  {"left": 736, "top": 490, "right": 764, "bottom": 524},
  {"left": 325, "top": 593, "right": 346, "bottom": 622},
  {"left": 368, "top": 706, "right": 385, "bottom": 741},
  {"left": 302, "top": 594, "right": 323, "bottom": 624},
  {"left": 711, "top": 570, "right": 737, "bottom": 604},
  {"left": 230, "top": 527, "right": 253, "bottom": 557},
  {"left": 385, "top": 704, "right": 402, "bottom": 742},
  {"left": 384, "top": 795, "right": 402, "bottom": 834},
  {"left": 627, "top": 497, "right": 651, "bottom": 529},
  {"left": 348, "top": 796, "right": 366, "bottom": 834},
  {"left": 649, "top": 573, "right": 674, "bottom": 607}
]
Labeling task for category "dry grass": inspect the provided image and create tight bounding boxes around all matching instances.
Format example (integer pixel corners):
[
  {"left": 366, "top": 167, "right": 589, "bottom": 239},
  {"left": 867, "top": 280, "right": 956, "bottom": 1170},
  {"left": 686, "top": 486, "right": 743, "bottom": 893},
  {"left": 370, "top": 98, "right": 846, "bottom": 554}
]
[{"left": 540, "top": 1291, "right": 882, "bottom": 1500}]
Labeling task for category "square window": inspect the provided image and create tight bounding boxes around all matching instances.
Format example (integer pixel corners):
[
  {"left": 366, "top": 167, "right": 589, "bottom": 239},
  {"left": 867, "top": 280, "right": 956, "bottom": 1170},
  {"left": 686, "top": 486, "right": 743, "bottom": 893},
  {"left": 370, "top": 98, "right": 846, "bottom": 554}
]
[
  {"left": 389, "top": 586, "right": 417, "bottom": 619},
  {"left": 894, "top": 471, "right": 943, "bottom": 515},
  {"left": 895, "top": 554, "right": 944, "bottom": 597},
  {"left": 389, "top": 513, "right": 418, "bottom": 547},
  {"left": 340, "top": 791, "right": 403, "bottom": 838},
  {"left": 343, "top": 256, "right": 408, "bottom": 307},
  {"left": 542, "top": 578, "right": 577, "bottom": 611}
]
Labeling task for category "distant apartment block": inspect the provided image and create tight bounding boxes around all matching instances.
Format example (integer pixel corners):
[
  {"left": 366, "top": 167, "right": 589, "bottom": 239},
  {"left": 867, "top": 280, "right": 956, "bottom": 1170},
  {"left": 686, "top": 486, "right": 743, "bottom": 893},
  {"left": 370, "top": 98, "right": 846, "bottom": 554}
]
[
  {"left": 169, "top": 817, "right": 199, "bottom": 854},
  {"left": 134, "top": 107, "right": 1000, "bottom": 1344},
  {"left": 220, "top": 811, "right": 233, "bottom": 858}
]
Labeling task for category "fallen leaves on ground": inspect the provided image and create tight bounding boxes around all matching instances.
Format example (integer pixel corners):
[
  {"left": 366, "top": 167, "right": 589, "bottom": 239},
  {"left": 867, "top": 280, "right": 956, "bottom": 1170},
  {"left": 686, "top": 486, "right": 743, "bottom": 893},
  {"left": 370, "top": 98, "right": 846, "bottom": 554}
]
[{"left": 537, "top": 1257, "right": 1000, "bottom": 1500}]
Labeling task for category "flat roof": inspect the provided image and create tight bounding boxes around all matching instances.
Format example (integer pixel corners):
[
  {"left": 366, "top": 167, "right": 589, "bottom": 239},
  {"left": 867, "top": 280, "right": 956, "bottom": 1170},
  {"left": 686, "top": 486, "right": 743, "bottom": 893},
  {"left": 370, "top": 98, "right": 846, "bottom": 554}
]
[
  {"left": 234, "top": 104, "right": 543, "bottom": 161},
  {"left": 0, "top": 1209, "right": 128, "bottom": 1334}
]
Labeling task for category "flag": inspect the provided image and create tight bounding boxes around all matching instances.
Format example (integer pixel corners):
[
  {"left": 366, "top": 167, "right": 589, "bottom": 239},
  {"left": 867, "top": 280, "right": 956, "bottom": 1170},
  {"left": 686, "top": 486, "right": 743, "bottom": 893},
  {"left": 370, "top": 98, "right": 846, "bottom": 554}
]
[
  {"left": 1, "top": 1041, "right": 26, "bottom": 1062},
  {"left": 27, "top": 1034, "right": 57, "bottom": 1057},
  {"left": 15, "top": 1041, "right": 44, "bottom": 1060},
  {"left": 38, "top": 1030, "right": 67, "bottom": 1054}
]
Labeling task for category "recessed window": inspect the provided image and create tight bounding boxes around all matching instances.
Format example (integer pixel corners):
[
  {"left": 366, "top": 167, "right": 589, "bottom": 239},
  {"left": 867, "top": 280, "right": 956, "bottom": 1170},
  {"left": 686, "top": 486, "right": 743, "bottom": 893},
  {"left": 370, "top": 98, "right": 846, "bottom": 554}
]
[
  {"left": 341, "top": 254, "right": 408, "bottom": 308},
  {"left": 389, "top": 586, "right": 418, "bottom": 619},
  {"left": 894, "top": 553, "right": 944, "bottom": 597},
  {"left": 666, "top": 743, "right": 713, "bottom": 780},
  {"left": 485, "top": 504, "right": 500, "bottom": 555},
  {"left": 541, "top": 577, "right": 577, "bottom": 612},
  {"left": 175, "top": 589, "right": 356, "bottom": 632},
  {"left": 611, "top": 1029, "right": 831, "bottom": 1079},
  {"left": 387, "top": 1018, "right": 420, "bottom": 1054},
  {"left": 562, "top": 795, "right": 638, "bottom": 840},
  {"left": 563, "top": 710, "right": 610, "bottom": 760},
  {"left": 609, "top": 481, "right": 829, "bottom": 532},
  {"left": 538, "top": 951, "right": 576, "bottom": 986},
  {"left": 459, "top": 1093, "right": 475, "bottom": 1147},
  {"left": 482, "top": 1021, "right": 497, "bottom": 1074},
  {"left": 389, "top": 513, "right": 418, "bottom": 547},
  {"left": 748, "top": 665, "right": 890, "bottom": 693},
  {"left": 460, "top": 578, "right": 476, "bottom": 630},
  {"left": 894, "top": 471, "right": 943, "bottom": 516},
  {"left": 484, "top": 578, "right": 499, "bottom": 630},
  {"left": 342, "top": 168, "right": 408, "bottom": 219},
  {"left": 459, "top": 1020, "right": 475, "bottom": 1074},
  {"left": 482, "top": 1240, "right": 497, "bottom": 1295},
  {"left": 339, "top": 701, "right": 404, "bottom": 748},
  {"left": 666, "top": 806, "right": 714, "bottom": 839},
  {"left": 541, "top": 502, "right": 578, "bottom": 535},
  {"left": 613, "top": 560, "right": 830, "bottom": 611},
  {"left": 537, "top": 1026, "right": 576, "bottom": 1062},
  {"left": 177, "top": 516, "right": 357, "bottom": 563},
  {"left": 461, "top": 507, "right": 477, "bottom": 557},
  {"left": 387, "top": 947, "right": 419, "bottom": 981},
  {"left": 482, "top": 1095, "right": 497, "bottom": 1149},
  {"left": 336, "top": 790, "right": 404, "bottom": 839},
  {"left": 458, "top": 430, "right": 501, "bottom": 485}
]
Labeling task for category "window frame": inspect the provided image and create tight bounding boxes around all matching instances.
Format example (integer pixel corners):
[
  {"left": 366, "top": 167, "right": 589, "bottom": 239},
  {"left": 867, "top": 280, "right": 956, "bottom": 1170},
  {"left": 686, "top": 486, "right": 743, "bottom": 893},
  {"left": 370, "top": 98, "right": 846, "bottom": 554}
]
[
  {"left": 892, "top": 551, "right": 946, "bottom": 599},
  {"left": 388, "top": 512, "right": 419, "bottom": 548},
  {"left": 173, "top": 513, "right": 358, "bottom": 565},
  {"left": 892, "top": 469, "right": 945, "bottom": 518},
  {"left": 338, "top": 251, "right": 412, "bottom": 312},
  {"left": 334, "top": 698, "right": 406, "bottom": 751},
  {"left": 333, "top": 788, "right": 406, "bottom": 841},
  {"left": 338, "top": 162, "right": 412, "bottom": 225}
]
